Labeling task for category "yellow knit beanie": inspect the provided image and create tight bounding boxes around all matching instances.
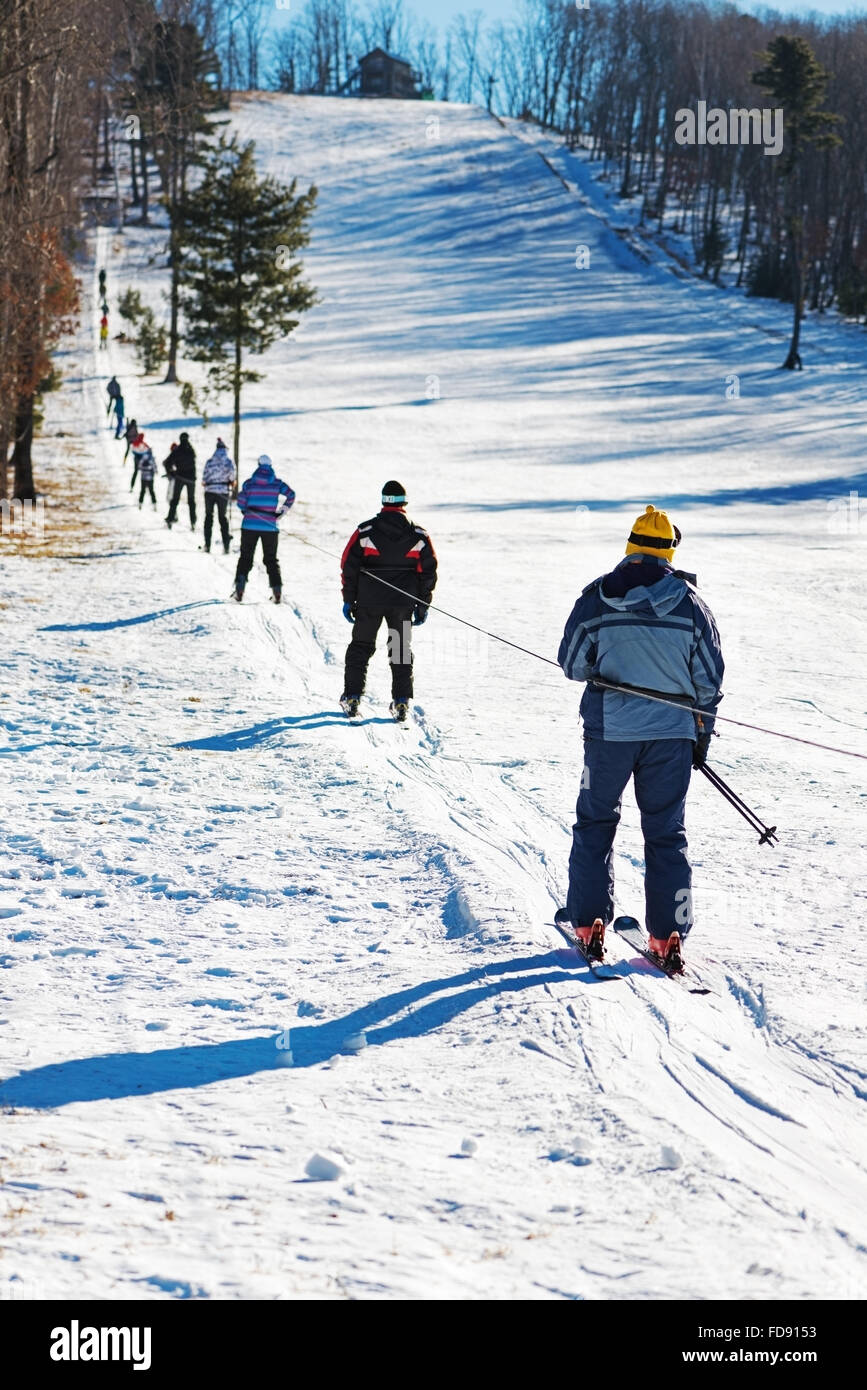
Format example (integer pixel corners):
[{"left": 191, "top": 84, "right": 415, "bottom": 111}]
[{"left": 625, "top": 504, "right": 681, "bottom": 562}]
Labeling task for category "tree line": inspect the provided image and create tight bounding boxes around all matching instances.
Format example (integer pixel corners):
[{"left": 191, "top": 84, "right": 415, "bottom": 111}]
[
  {"left": 2, "top": 0, "right": 862, "bottom": 500},
  {"left": 274, "top": 0, "right": 866, "bottom": 355},
  {"left": 0, "top": 0, "right": 316, "bottom": 501}
]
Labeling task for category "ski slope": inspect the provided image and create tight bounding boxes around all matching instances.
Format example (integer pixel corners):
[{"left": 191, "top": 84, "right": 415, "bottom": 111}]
[{"left": 1, "top": 94, "right": 866, "bottom": 1301}]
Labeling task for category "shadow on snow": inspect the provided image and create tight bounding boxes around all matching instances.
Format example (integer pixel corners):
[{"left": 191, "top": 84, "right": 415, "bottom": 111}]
[
  {"left": 431, "top": 467, "right": 867, "bottom": 512},
  {"left": 175, "top": 713, "right": 392, "bottom": 750},
  {"left": 0, "top": 952, "right": 603, "bottom": 1108},
  {"left": 40, "top": 600, "right": 222, "bottom": 633}
]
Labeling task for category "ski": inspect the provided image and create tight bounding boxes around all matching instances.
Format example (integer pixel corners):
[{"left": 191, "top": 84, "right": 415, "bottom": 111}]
[
  {"left": 552, "top": 920, "right": 621, "bottom": 981},
  {"left": 611, "top": 916, "right": 712, "bottom": 995}
]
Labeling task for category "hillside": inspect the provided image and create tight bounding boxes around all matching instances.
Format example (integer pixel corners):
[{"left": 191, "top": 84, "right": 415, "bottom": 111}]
[{"left": 0, "top": 94, "right": 865, "bottom": 1302}]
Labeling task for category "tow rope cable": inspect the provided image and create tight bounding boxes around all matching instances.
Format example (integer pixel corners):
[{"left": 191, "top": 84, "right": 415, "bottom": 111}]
[{"left": 288, "top": 532, "right": 867, "bottom": 764}]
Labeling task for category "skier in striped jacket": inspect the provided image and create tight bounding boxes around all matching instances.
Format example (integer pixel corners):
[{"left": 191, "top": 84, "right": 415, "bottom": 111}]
[
  {"left": 136, "top": 447, "right": 158, "bottom": 509},
  {"left": 201, "top": 439, "right": 236, "bottom": 554},
  {"left": 231, "top": 455, "right": 295, "bottom": 603}
]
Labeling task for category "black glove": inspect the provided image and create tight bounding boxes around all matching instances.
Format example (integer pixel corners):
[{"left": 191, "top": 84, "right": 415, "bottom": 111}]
[
  {"left": 412, "top": 602, "right": 429, "bottom": 626},
  {"left": 693, "top": 731, "right": 711, "bottom": 769}
]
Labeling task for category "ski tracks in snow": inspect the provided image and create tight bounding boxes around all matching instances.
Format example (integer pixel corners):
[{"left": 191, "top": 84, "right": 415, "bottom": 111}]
[{"left": 238, "top": 540, "right": 867, "bottom": 1299}]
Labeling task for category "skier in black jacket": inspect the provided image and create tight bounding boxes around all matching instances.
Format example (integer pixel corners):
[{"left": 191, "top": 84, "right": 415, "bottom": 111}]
[
  {"left": 123, "top": 418, "right": 138, "bottom": 461},
  {"left": 340, "top": 480, "right": 437, "bottom": 721},
  {"left": 165, "top": 432, "right": 197, "bottom": 530}
]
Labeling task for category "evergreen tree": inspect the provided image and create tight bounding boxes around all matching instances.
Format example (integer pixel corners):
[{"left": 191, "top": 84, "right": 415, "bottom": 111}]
[
  {"left": 178, "top": 137, "right": 318, "bottom": 468},
  {"left": 752, "top": 36, "right": 841, "bottom": 369}
]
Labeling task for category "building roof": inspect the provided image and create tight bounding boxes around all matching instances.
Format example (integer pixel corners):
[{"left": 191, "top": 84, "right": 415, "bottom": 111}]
[{"left": 359, "top": 47, "right": 413, "bottom": 68}]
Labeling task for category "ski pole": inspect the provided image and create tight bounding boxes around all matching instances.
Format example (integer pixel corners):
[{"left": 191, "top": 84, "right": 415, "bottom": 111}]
[{"left": 699, "top": 764, "right": 778, "bottom": 846}]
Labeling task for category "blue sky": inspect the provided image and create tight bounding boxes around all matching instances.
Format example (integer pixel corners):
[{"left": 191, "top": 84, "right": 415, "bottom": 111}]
[{"left": 268, "top": 0, "right": 867, "bottom": 42}]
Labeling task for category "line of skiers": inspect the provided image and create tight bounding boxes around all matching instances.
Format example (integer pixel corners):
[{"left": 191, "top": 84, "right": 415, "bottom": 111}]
[{"left": 102, "top": 381, "right": 725, "bottom": 968}]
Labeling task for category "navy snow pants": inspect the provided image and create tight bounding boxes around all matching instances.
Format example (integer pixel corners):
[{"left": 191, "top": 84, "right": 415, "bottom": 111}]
[{"left": 566, "top": 736, "right": 694, "bottom": 939}]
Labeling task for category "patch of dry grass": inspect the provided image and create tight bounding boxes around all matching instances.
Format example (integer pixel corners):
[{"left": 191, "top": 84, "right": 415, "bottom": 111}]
[{"left": 0, "top": 434, "right": 118, "bottom": 560}]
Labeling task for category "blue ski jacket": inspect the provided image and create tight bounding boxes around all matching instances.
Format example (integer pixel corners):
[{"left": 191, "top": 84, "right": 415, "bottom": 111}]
[{"left": 558, "top": 555, "right": 724, "bottom": 741}]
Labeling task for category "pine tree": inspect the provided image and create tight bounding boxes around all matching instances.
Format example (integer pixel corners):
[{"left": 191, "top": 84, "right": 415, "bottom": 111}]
[
  {"left": 752, "top": 36, "right": 841, "bottom": 369},
  {"left": 178, "top": 136, "right": 318, "bottom": 469}
]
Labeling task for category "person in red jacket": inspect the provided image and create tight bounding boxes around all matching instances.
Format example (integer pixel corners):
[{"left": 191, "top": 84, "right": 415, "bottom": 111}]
[{"left": 340, "top": 481, "right": 437, "bottom": 722}]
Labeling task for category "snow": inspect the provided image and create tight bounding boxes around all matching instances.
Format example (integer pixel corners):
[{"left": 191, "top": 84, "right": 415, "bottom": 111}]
[{"left": 0, "top": 94, "right": 865, "bottom": 1302}]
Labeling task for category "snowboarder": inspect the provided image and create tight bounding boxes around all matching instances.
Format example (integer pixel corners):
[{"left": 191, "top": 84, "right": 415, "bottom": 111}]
[
  {"left": 231, "top": 455, "right": 294, "bottom": 603},
  {"left": 106, "top": 376, "right": 120, "bottom": 416},
  {"left": 201, "top": 438, "right": 236, "bottom": 554},
  {"left": 99, "top": 315, "right": 108, "bottom": 350},
  {"left": 123, "top": 418, "right": 138, "bottom": 462},
  {"left": 339, "top": 481, "right": 437, "bottom": 722},
  {"left": 165, "top": 432, "right": 197, "bottom": 530},
  {"left": 556, "top": 505, "right": 724, "bottom": 969},
  {"left": 137, "top": 446, "right": 158, "bottom": 509},
  {"left": 112, "top": 392, "right": 125, "bottom": 439}
]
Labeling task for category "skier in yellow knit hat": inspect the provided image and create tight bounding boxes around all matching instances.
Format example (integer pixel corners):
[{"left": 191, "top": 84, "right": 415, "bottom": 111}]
[{"left": 555, "top": 503, "right": 724, "bottom": 971}]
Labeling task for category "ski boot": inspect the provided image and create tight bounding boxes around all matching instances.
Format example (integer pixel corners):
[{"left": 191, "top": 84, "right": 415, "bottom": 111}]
[
  {"left": 270, "top": 587, "right": 282, "bottom": 604},
  {"left": 647, "top": 931, "right": 684, "bottom": 974},
  {"left": 340, "top": 695, "right": 360, "bottom": 718},
  {"left": 555, "top": 910, "right": 605, "bottom": 961},
  {"left": 230, "top": 581, "right": 245, "bottom": 603},
  {"left": 389, "top": 701, "right": 409, "bottom": 723}
]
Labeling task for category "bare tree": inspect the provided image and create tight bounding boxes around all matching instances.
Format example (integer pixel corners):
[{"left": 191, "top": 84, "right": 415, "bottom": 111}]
[
  {"left": 0, "top": 0, "right": 111, "bottom": 499},
  {"left": 451, "top": 11, "right": 484, "bottom": 105},
  {"left": 360, "top": 0, "right": 413, "bottom": 57}
]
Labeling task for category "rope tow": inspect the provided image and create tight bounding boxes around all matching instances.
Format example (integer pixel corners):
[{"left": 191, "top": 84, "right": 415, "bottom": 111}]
[{"left": 288, "top": 531, "right": 867, "bottom": 765}]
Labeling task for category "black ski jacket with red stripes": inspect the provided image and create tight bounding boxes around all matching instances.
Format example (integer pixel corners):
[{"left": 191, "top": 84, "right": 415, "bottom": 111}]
[{"left": 341, "top": 506, "right": 438, "bottom": 612}]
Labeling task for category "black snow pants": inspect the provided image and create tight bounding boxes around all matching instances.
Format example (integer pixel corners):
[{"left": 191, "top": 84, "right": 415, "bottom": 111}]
[
  {"left": 203, "top": 492, "right": 231, "bottom": 550},
  {"left": 139, "top": 479, "right": 156, "bottom": 506},
  {"left": 167, "top": 476, "right": 196, "bottom": 528},
  {"left": 235, "top": 529, "right": 281, "bottom": 591},
  {"left": 344, "top": 606, "right": 415, "bottom": 701}
]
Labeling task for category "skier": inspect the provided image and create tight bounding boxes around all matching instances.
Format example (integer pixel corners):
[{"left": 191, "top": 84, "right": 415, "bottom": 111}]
[
  {"left": 112, "top": 391, "right": 125, "bottom": 440},
  {"left": 137, "top": 446, "right": 158, "bottom": 509},
  {"left": 99, "top": 315, "right": 108, "bottom": 350},
  {"left": 165, "top": 431, "right": 197, "bottom": 530},
  {"left": 129, "top": 432, "right": 148, "bottom": 493},
  {"left": 555, "top": 505, "right": 724, "bottom": 970},
  {"left": 106, "top": 375, "right": 120, "bottom": 417},
  {"left": 201, "top": 438, "right": 236, "bottom": 554},
  {"left": 339, "top": 480, "right": 437, "bottom": 722},
  {"left": 231, "top": 454, "right": 294, "bottom": 603},
  {"left": 162, "top": 442, "right": 177, "bottom": 502},
  {"left": 123, "top": 418, "right": 138, "bottom": 462}
]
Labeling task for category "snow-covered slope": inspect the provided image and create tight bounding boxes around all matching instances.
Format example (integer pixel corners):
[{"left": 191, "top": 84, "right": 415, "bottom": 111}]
[{"left": 0, "top": 95, "right": 865, "bottom": 1301}]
